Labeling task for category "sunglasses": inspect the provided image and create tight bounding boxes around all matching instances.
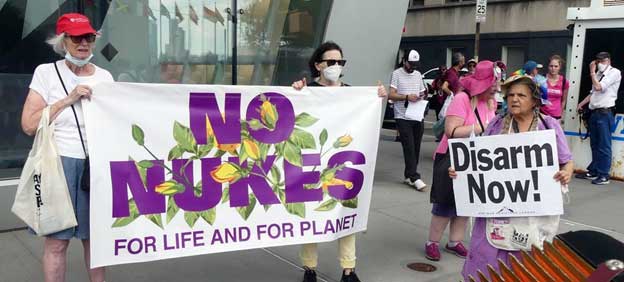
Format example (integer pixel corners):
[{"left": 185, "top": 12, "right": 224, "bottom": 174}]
[
  {"left": 68, "top": 34, "right": 96, "bottom": 44},
  {"left": 320, "top": 59, "right": 347, "bottom": 67}
]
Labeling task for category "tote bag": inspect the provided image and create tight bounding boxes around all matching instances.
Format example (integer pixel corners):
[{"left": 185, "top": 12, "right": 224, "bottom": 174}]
[{"left": 11, "top": 106, "right": 77, "bottom": 235}]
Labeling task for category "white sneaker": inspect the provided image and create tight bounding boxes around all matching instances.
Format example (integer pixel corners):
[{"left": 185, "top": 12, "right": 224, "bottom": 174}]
[
  {"left": 414, "top": 179, "right": 427, "bottom": 191},
  {"left": 404, "top": 178, "right": 414, "bottom": 185}
]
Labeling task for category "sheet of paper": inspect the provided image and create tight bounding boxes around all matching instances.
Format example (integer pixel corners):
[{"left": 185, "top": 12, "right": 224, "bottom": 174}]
[{"left": 405, "top": 100, "right": 429, "bottom": 121}]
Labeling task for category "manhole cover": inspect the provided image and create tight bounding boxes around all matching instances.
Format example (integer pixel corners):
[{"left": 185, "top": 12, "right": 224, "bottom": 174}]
[{"left": 407, "top": 262, "right": 437, "bottom": 272}]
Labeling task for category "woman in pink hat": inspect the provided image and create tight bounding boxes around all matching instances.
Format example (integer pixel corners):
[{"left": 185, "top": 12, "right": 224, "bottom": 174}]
[
  {"left": 21, "top": 13, "right": 112, "bottom": 282},
  {"left": 425, "top": 60, "right": 501, "bottom": 262}
]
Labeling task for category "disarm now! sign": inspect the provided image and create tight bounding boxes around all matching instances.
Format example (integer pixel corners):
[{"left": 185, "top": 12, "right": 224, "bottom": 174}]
[
  {"left": 84, "top": 83, "right": 382, "bottom": 267},
  {"left": 448, "top": 130, "right": 564, "bottom": 218}
]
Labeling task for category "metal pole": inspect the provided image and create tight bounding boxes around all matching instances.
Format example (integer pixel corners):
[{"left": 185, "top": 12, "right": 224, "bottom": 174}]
[
  {"left": 474, "top": 22, "right": 480, "bottom": 61},
  {"left": 231, "top": 0, "right": 238, "bottom": 85}
]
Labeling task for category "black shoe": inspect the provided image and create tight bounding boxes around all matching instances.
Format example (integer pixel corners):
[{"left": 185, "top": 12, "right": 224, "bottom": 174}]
[
  {"left": 575, "top": 172, "right": 597, "bottom": 180},
  {"left": 591, "top": 176, "right": 610, "bottom": 185},
  {"left": 302, "top": 268, "right": 317, "bottom": 282},
  {"left": 340, "top": 270, "right": 361, "bottom": 282}
]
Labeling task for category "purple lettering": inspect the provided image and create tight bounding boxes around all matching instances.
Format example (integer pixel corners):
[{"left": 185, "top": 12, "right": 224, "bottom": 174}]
[
  {"left": 327, "top": 151, "right": 365, "bottom": 200},
  {"left": 229, "top": 156, "right": 280, "bottom": 207},
  {"left": 189, "top": 92, "right": 241, "bottom": 145},
  {"left": 284, "top": 154, "right": 322, "bottom": 203},
  {"left": 111, "top": 161, "right": 165, "bottom": 217},
  {"left": 172, "top": 158, "right": 222, "bottom": 211},
  {"left": 246, "top": 92, "right": 295, "bottom": 144}
]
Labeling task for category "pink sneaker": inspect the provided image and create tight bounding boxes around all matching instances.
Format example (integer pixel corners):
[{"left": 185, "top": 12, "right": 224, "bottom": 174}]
[
  {"left": 425, "top": 242, "right": 440, "bottom": 261},
  {"left": 445, "top": 242, "right": 468, "bottom": 258}
]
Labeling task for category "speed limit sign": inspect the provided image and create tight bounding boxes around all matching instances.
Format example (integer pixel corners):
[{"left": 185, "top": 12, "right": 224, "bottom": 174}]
[{"left": 475, "top": 0, "right": 487, "bottom": 23}]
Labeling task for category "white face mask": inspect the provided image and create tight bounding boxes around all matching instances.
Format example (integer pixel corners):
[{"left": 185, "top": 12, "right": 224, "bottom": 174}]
[
  {"left": 598, "top": 63, "right": 608, "bottom": 72},
  {"left": 322, "top": 65, "right": 343, "bottom": 82},
  {"left": 65, "top": 52, "right": 93, "bottom": 67}
]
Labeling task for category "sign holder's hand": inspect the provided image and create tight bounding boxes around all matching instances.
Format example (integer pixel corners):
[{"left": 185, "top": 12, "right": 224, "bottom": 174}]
[{"left": 292, "top": 77, "right": 307, "bottom": 91}]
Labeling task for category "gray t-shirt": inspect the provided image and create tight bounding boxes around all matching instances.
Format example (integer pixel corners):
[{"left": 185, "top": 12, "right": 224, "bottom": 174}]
[{"left": 390, "top": 68, "right": 426, "bottom": 120}]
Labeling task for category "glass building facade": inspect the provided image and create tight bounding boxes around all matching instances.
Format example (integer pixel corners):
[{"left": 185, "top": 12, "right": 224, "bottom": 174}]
[{"left": 0, "top": 0, "right": 332, "bottom": 179}]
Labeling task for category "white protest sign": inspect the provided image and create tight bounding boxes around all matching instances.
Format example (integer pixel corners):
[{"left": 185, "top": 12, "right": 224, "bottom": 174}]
[
  {"left": 475, "top": 0, "right": 487, "bottom": 23},
  {"left": 449, "top": 130, "right": 563, "bottom": 217},
  {"left": 84, "top": 83, "right": 381, "bottom": 267}
]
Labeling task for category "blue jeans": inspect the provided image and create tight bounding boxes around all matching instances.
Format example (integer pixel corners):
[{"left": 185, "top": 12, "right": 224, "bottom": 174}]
[{"left": 587, "top": 110, "right": 614, "bottom": 178}]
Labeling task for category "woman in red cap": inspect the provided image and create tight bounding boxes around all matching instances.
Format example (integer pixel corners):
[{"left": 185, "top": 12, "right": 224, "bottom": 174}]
[
  {"left": 425, "top": 60, "right": 502, "bottom": 262},
  {"left": 20, "top": 13, "right": 112, "bottom": 282}
]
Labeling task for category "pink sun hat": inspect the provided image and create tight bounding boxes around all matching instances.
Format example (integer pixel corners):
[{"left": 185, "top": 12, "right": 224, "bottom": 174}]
[{"left": 459, "top": 60, "right": 499, "bottom": 96}]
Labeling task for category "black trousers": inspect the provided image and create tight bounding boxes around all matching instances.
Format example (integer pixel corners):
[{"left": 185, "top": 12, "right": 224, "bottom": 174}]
[{"left": 396, "top": 119, "right": 424, "bottom": 181}]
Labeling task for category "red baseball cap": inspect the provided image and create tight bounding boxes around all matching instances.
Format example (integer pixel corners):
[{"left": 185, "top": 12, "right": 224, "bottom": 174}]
[{"left": 56, "top": 13, "right": 97, "bottom": 36}]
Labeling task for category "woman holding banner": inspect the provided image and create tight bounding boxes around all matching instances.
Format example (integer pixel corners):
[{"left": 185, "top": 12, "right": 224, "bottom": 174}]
[
  {"left": 20, "top": 13, "right": 113, "bottom": 282},
  {"left": 292, "top": 41, "right": 386, "bottom": 282},
  {"left": 425, "top": 60, "right": 500, "bottom": 262},
  {"left": 456, "top": 75, "right": 574, "bottom": 281}
]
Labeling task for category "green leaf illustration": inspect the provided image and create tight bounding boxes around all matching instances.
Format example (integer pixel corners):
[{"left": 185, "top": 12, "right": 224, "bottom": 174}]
[
  {"left": 295, "top": 112, "right": 319, "bottom": 128},
  {"left": 198, "top": 141, "right": 214, "bottom": 158},
  {"left": 132, "top": 160, "right": 148, "bottom": 187},
  {"left": 137, "top": 160, "right": 154, "bottom": 169},
  {"left": 283, "top": 141, "right": 302, "bottom": 166},
  {"left": 221, "top": 186, "right": 230, "bottom": 203},
  {"left": 259, "top": 143, "right": 269, "bottom": 161},
  {"left": 341, "top": 197, "right": 358, "bottom": 209},
  {"left": 112, "top": 199, "right": 139, "bottom": 227},
  {"left": 200, "top": 208, "right": 216, "bottom": 225},
  {"left": 274, "top": 142, "right": 285, "bottom": 157},
  {"left": 146, "top": 214, "right": 164, "bottom": 229},
  {"left": 315, "top": 199, "right": 338, "bottom": 211},
  {"left": 289, "top": 128, "right": 316, "bottom": 149},
  {"left": 285, "top": 203, "right": 306, "bottom": 218},
  {"left": 166, "top": 196, "right": 179, "bottom": 223},
  {"left": 173, "top": 121, "right": 197, "bottom": 153},
  {"left": 319, "top": 129, "right": 328, "bottom": 146},
  {"left": 194, "top": 181, "right": 203, "bottom": 197},
  {"left": 248, "top": 118, "right": 264, "bottom": 130},
  {"left": 214, "top": 149, "right": 227, "bottom": 158},
  {"left": 270, "top": 165, "right": 281, "bottom": 185},
  {"left": 184, "top": 211, "right": 201, "bottom": 227},
  {"left": 168, "top": 145, "right": 184, "bottom": 161},
  {"left": 131, "top": 124, "right": 145, "bottom": 146},
  {"left": 236, "top": 195, "right": 257, "bottom": 220}
]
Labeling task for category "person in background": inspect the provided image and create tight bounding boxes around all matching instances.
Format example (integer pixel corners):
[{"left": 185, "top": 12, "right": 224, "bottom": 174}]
[
  {"left": 388, "top": 50, "right": 428, "bottom": 191},
  {"left": 425, "top": 60, "right": 500, "bottom": 262},
  {"left": 430, "top": 65, "right": 448, "bottom": 121},
  {"left": 541, "top": 55, "right": 570, "bottom": 119},
  {"left": 20, "top": 13, "right": 113, "bottom": 282},
  {"left": 466, "top": 58, "right": 477, "bottom": 75},
  {"left": 440, "top": 52, "right": 465, "bottom": 102},
  {"left": 291, "top": 41, "right": 387, "bottom": 282},
  {"left": 576, "top": 51, "right": 622, "bottom": 185},
  {"left": 460, "top": 75, "right": 573, "bottom": 280}
]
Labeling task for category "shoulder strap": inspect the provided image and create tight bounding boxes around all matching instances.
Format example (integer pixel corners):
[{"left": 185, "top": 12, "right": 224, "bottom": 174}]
[
  {"left": 538, "top": 113, "right": 550, "bottom": 130},
  {"left": 54, "top": 62, "right": 88, "bottom": 157},
  {"left": 474, "top": 107, "right": 485, "bottom": 136}
]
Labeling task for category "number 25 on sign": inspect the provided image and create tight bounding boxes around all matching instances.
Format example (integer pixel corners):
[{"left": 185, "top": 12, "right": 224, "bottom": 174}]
[{"left": 475, "top": 0, "right": 487, "bottom": 23}]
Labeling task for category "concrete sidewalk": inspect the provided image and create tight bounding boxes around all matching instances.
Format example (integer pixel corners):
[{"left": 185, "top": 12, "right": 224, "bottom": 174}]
[{"left": 1, "top": 132, "right": 623, "bottom": 282}]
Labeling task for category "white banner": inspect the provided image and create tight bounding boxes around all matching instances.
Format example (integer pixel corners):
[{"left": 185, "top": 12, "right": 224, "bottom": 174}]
[
  {"left": 84, "top": 83, "right": 382, "bottom": 267},
  {"left": 449, "top": 130, "right": 563, "bottom": 218},
  {"left": 475, "top": 0, "right": 487, "bottom": 23}
]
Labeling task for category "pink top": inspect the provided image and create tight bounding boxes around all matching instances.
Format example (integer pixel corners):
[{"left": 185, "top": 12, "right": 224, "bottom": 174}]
[
  {"left": 434, "top": 92, "right": 497, "bottom": 156},
  {"left": 541, "top": 75, "right": 569, "bottom": 118}
]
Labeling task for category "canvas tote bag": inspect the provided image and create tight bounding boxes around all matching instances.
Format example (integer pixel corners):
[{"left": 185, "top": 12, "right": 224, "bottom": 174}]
[{"left": 12, "top": 106, "right": 77, "bottom": 235}]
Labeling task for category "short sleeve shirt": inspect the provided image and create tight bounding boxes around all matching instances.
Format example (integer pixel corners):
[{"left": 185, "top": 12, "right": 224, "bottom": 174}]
[
  {"left": 390, "top": 68, "right": 426, "bottom": 120},
  {"left": 434, "top": 92, "right": 497, "bottom": 156},
  {"left": 442, "top": 67, "right": 461, "bottom": 94},
  {"left": 29, "top": 60, "right": 114, "bottom": 158}
]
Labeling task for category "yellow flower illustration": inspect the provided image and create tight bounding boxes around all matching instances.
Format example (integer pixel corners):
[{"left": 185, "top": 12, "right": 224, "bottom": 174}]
[
  {"left": 260, "top": 100, "right": 277, "bottom": 127},
  {"left": 321, "top": 178, "right": 353, "bottom": 192},
  {"left": 155, "top": 180, "right": 183, "bottom": 195},
  {"left": 335, "top": 134, "right": 353, "bottom": 148},
  {"left": 218, "top": 143, "right": 240, "bottom": 154},
  {"left": 243, "top": 139, "right": 260, "bottom": 160},
  {"left": 210, "top": 163, "right": 242, "bottom": 183}
]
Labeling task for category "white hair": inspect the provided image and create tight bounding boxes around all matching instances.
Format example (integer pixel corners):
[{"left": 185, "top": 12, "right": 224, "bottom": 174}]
[
  {"left": 46, "top": 33, "right": 100, "bottom": 56},
  {"left": 46, "top": 33, "right": 66, "bottom": 56}
]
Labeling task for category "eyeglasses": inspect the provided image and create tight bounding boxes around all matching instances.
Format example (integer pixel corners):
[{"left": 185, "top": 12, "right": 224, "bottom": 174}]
[
  {"left": 320, "top": 59, "right": 347, "bottom": 67},
  {"left": 68, "top": 34, "right": 96, "bottom": 44}
]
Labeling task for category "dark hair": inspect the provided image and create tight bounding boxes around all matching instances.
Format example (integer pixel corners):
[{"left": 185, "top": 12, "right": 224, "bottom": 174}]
[
  {"left": 308, "top": 41, "right": 343, "bottom": 78},
  {"left": 451, "top": 52, "right": 465, "bottom": 67}
]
